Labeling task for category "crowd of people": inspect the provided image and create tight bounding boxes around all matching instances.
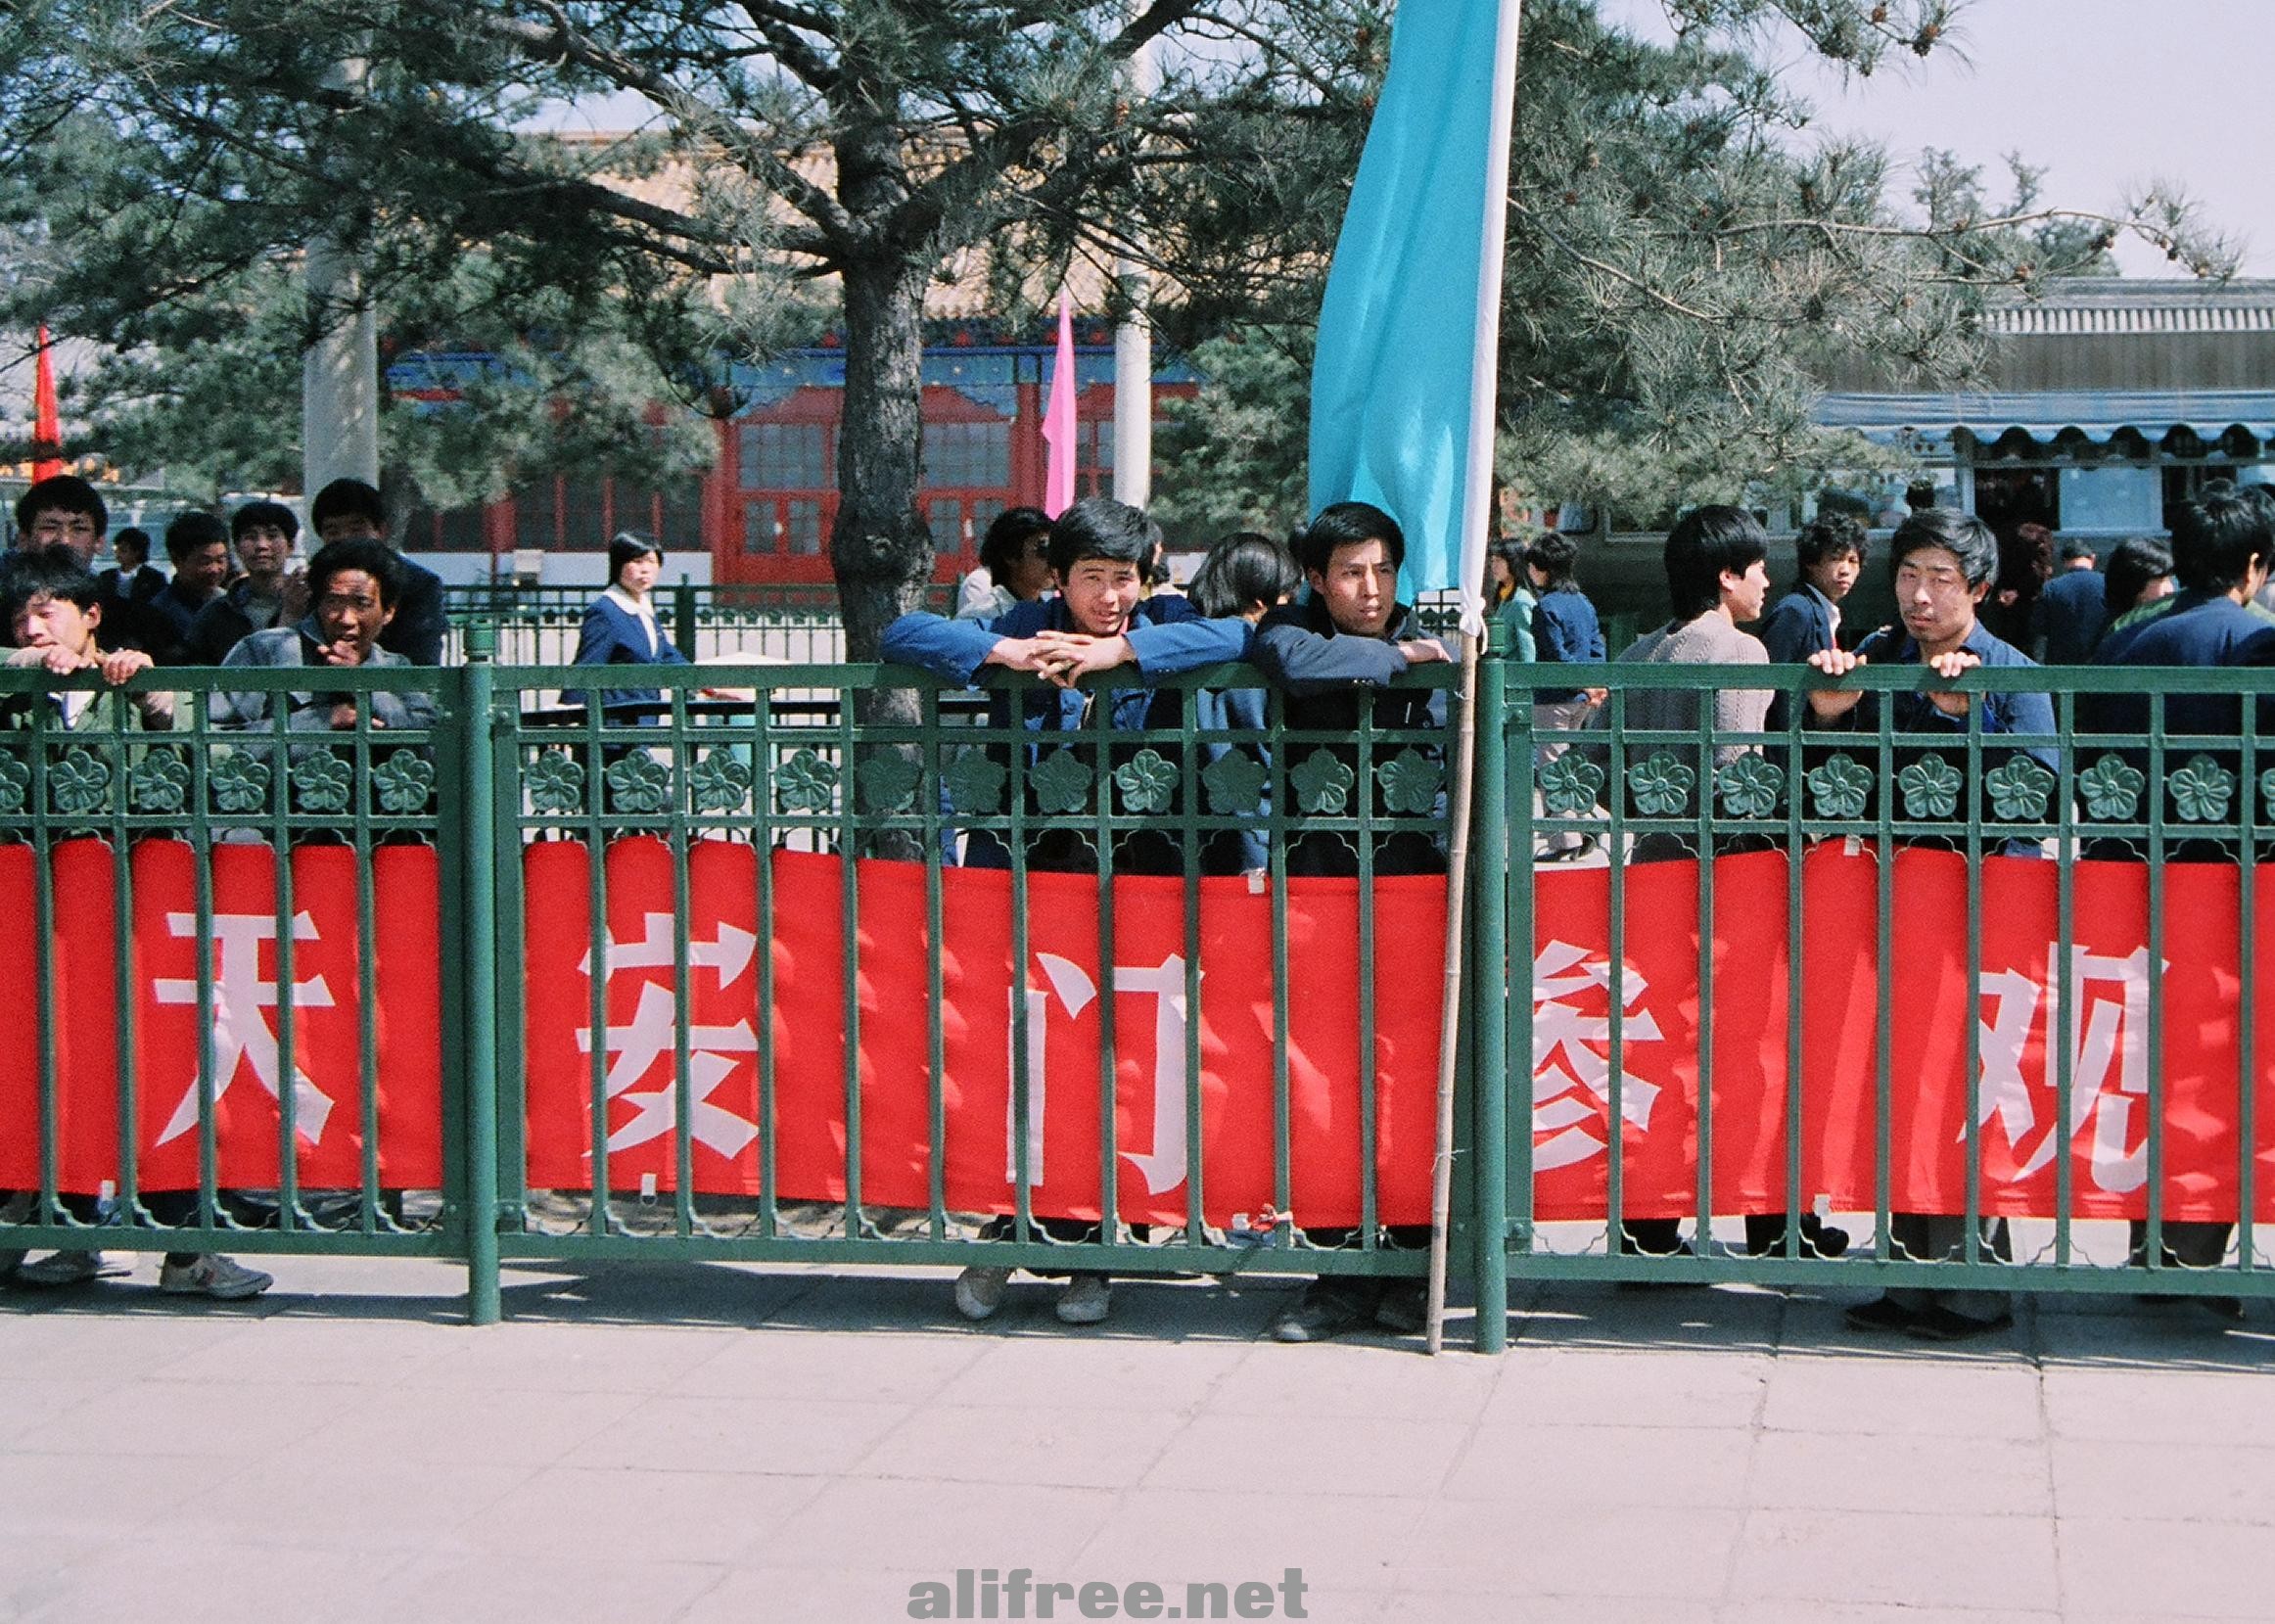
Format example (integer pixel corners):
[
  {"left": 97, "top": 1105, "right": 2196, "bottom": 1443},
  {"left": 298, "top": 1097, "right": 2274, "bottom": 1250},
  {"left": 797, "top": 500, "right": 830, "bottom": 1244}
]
[{"left": 7, "top": 467, "right": 2273, "bottom": 1335}]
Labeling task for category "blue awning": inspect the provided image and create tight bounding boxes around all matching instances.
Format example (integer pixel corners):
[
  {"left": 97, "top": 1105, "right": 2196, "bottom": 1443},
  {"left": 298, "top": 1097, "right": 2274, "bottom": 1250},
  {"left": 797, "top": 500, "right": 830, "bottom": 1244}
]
[{"left": 1815, "top": 389, "right": 2275, "bottom": 451}]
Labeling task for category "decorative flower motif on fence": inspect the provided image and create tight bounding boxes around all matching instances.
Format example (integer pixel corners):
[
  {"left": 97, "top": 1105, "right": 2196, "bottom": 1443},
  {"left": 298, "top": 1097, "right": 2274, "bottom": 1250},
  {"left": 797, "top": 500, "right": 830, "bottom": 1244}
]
[
  {"left": 1714, "top": 755, "right": 1783, "bottom": 819},
  {"left": 130, "top": 750, "right": 191, "bottom": 814},
  {"left": 291, "top": 753, "right": 353, "bottom": 814},
  {"left": 944, "top": 749, "right": 1005, "bottom": 816},
  {"left": 0, "top": 752, "right": 26, "bottom": 813},
  {"left": 1895, "top": 754, "right": 1963, "bottom": 820},
  {"left": 1984, "top": 756, "right": 2057, "bottom": 822},
  {"left": 772, "top": 748, "right": 838, "bottom": 814},
  {"left": 209, "top": 752, "right": 271, "bottom": 815},
  {"left": 1030, "top": 748, "right": 1091, "bottom": 816},
  {"left": 1289, "top": 748, "right": 1357, "bottom": 815},
  {"left": 372, "top": 750, "right": 435, "bottom": 814},
  {"left": 1804, "top": 753, "right": 1873, "bottom": 820},
  {"left": 2168, "top": 753, "right": 2236, "bottom": 824},
  {"left": 2077, "top": 754, "right": 2146, "bottom": 822},
  {"left": 1537, "top": 751, "right": 1604, "bottom": 816},
  {"left": 527, "top": 750, "right": 585, "bottom": 813},
  {"left": 859, "top": 748, "right": 921, "bottom": 815},
  {"left": 1626, "top": 751, "right": 1695, "bottom": 817},
  {"left": 1377, "top": 748, "right": 1444, "bottom": 816},
  {"left": 605, "top": 751, "right": 673, "bottom": 814},
  {"left": 689, "top": 749, "right": 753, "bottom": 814},
  {"left": 1114, "top": 748, "right": 1178, "bottom": 815},
  {"left": 1201, "top": 748, "right": 1268, "bottom": 816},
  {"left": 45, "top": 747, "right": 112, "bottom": 816}
]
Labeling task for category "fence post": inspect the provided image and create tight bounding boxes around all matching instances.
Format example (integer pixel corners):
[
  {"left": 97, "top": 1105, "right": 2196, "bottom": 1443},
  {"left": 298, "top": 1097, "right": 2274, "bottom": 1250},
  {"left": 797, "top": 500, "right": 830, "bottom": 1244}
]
[
  {"left": 460, "top": 623, "right": 503, "bottom": 1324},
  {"left": 1471, "top": 621, "right": 1510, "bottom": 1352},
  {"left": 673, "top": 577, "right": 698, "bottom": 661}
]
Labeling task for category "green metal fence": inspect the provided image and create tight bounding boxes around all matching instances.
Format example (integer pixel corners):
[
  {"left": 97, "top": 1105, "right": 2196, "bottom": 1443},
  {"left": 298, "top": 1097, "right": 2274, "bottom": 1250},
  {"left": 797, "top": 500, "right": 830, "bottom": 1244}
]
[
  {"left": 7, "top": 635, "right": 2275, "bottom": 1346},
  {"left": 441, "top": 582, "right": 935, "bottom": 666}
]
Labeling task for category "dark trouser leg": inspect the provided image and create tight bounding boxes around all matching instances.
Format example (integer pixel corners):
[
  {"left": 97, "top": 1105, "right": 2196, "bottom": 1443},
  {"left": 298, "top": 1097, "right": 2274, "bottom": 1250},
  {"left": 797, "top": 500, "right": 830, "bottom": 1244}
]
[
  {"left": 1886, "top": 1212, "right": 2012, "bottom": 1322},
  {"left": 2128, "top": 1219, "right": 2234, "bottom": 1272}
]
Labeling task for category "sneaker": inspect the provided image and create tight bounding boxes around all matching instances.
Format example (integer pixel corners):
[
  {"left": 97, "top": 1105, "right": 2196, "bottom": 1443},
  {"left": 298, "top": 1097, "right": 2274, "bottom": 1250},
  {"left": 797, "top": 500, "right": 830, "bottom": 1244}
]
[
  {"left": 953, "top": 1264, "right": 1011, "bottom": 1322},
  {"left": 0, "top": 1247, "right": 23, "bottom": 1280},
  {"left": 14, "top": 1250, "right": 104, "bottom": 1288},
  {"left": 1373, "top": 1280, "right": 1427, "bottom": 1334},
  {"left": 1271, "top": 1280, "right": 1376, "bottom": 1344},
  {"left": 1054, "top": 1272, "right": 1112, "bottom": 1325},
  {"left": 157, "top": 1255, "right": 272, "bottom": 1300}
]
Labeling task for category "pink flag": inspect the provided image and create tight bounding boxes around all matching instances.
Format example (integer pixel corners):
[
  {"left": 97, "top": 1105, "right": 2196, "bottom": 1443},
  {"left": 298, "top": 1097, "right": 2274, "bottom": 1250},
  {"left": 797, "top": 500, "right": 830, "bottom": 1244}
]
[
  {"left": 32, "top": 325, "right": 64, "bottom": 482},
  {"left": 1040, "top": 290, "right": 1077, "bottom": 517}
]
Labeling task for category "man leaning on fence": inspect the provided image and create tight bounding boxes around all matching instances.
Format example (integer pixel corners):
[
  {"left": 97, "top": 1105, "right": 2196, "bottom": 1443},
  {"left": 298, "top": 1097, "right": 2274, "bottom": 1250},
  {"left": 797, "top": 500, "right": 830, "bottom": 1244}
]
[
  {"left": 1806, "top": 507, "right": 2053, "bottom": 1341},
  {"left": 0, "top": 547, "right": 272, "bottom": 1298},
  {"left": 1249, "top": 500, "right": 1451, "bottom": 1343},
  {"left": 881, "top": 496, "right": 1252, "bottom": 1328},
  {"left": 212, "top": 537, "right": 439, "bottom": 736}
]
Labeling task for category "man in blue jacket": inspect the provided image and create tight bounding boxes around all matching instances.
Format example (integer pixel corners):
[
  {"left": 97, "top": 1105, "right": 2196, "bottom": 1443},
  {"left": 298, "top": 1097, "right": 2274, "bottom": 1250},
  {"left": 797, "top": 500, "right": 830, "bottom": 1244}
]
[{"left": 880, "top": 497, "right": 1251, "bottom": 1329}]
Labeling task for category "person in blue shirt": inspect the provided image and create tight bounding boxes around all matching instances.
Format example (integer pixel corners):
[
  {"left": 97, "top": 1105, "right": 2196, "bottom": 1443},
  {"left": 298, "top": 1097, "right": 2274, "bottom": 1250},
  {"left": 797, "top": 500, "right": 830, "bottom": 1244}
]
[
  {"left": 1760, "top": 511, "right": 1864, "bottom": 665},
  {"left": 1760, "top": 511, "right": 1865, "bottom": 731},
  {"left": 1807, "top": 507, "right": 2052, "bottom": 1343},
  {"left": 1184, "top": 530, "right": 1300, "bottom": 876},
  {"left": 573, "top": 531, "right": 691, "bottom": 719},
  {"left": 2086, "top": 492, "right": 2275, "bottom": 1317},
  {"left": 1522, "top": 532, "right": 1606, "bottom": 857},
  {"left": 881, "top": 497, "right": 1251, "bottom": 1330},
  {"left": 2029, "top": 537, "right": 2108, "bottom": 665}
]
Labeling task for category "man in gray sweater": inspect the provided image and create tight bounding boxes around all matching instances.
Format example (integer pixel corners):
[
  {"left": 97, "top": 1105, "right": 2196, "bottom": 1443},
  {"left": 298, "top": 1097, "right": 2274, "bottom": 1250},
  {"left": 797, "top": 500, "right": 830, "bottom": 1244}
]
[{"left": 1606, "top": 504, "right": 1848, "bottom": 1266}]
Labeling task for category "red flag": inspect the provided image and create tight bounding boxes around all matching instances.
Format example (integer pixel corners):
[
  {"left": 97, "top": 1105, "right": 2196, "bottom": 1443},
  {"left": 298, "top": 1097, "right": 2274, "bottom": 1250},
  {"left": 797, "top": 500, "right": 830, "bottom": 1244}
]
[{"left": 31, "top": 325, "right": 64, "bottom": 482}]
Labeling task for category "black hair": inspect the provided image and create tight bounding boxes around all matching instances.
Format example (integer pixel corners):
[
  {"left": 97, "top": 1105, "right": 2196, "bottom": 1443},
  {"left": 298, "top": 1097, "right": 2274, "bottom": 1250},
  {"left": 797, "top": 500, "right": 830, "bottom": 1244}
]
[
  {"left": 1294, "top": 501, "right": 1405, "bottom": 577},
  {"left": 306, "top": 535, "right": 406, "bottom": 610},
  {"left": 1045, "top": 497, "right": 1152, "bottom": 577},
  {"left": 310, "top": 477, "right": 387, "bottom": 534},
  {"left": 1888, "top": 508, "right": 1999, "bottom": 589},
  {"left": 112, "top": 527, "right": 151, "bottom": 562},
  {"left": 607, "top": 529, "right": 665, "bottom": 588},
  {"left": 15, "top": 474, "right": 107, "bottom": 536},
  {"left": 2056, "top": 534, "right": 2097, "bottom": 565},
  {"left": 1188, "top": 532, "right": 1300, "bottom": 619},
  {"left": 164, "top": 509, "right": 230, "bottom": 565},
  {"left": 1, "top": 545, "right": 103, "bottom": 627},
  {"left": 1662, "top": 505, "right": 1768, "bottom": 623},
  {"left": 2103, "top": 536, "right": 2173, "bottom": 613},
  {"left": 1144, "top": 519, "right": 1170, "bottom": 589},
  {"left": 1485, "top": 535, "right": 1528, "bottom": 605},
  {"left": 978, "top": 506, "right": 1052, "bottom": 579},
  {"left": 1525, "top": 531, "right": 1582, "bottom": 592},
  {"left": 2169, "top": 491, "right": 2275, "bottom": 594},
  {"left": 231, "top": 500, "right": 300, "bottom": 544},
  {"left": 1795, "top": 511, "right": 1867, "bottom": 572}
]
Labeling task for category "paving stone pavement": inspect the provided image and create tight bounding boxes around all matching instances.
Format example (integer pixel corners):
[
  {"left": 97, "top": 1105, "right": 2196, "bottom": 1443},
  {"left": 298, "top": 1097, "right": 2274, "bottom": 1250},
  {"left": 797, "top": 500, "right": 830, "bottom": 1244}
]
[{"left": 4, "top": 1257, "right": 2273, "bottom": 1624}]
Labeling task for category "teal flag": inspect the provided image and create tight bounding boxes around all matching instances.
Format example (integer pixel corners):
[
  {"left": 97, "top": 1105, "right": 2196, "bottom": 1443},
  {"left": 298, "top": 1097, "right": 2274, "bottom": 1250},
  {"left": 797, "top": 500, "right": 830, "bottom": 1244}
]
[{"left": 1308, "top": 0, "right": 1505, "bottom": 597}]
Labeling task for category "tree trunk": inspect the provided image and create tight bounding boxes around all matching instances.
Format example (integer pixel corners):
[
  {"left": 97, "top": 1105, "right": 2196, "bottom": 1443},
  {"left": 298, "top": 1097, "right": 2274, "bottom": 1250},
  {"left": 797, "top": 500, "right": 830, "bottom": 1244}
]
[{"left": 831, "top": 249, "right": 935, "bottom": 671}]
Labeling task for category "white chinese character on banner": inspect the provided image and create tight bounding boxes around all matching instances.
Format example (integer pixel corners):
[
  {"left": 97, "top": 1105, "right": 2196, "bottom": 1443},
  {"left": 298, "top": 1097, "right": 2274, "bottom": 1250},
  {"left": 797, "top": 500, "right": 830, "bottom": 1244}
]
[
  {"left": 575, "top": 912, "right": 762, "bottom": 1158},
  {"left": 1007, "top": 952, "right": 1193, "bottom": 1194},
  {"left": 154, "top": 911, "right": 337, "bottom": 1147},
  {"left": 1973, "top": 945, "right": 2155, "bottom": 1193},
  {"left": 1531, "top": 940, "right": 1665, "bottom": 1172}
]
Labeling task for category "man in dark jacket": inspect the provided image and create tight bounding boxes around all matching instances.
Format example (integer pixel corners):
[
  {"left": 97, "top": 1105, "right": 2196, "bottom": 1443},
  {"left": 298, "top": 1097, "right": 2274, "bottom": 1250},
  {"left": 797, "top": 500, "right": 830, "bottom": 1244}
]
[
  {"left": 186, "top": 499, "right": 302, "bottom": 665},
  {"left": 309, "top": 479, "right": 446, "bottom": 667},
  {"left": 1249, "top": 500, "right": 1451, "bottom": 1344}
]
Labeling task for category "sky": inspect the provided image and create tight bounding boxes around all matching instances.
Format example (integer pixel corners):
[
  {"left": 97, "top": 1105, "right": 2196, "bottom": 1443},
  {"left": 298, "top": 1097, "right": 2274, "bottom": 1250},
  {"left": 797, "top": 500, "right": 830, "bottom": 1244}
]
[{"left": 1596, "top": 0, "right": 2272, "bottom": 276}]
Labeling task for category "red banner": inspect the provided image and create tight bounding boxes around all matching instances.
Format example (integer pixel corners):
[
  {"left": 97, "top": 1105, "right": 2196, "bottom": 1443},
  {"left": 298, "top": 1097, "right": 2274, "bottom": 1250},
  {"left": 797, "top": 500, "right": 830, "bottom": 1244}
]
[
  {"left": 520, "top": 840, "right": 1445, "bottom": 1227},
  {"left": 0, "top": 839, "right": 443, "bottom": 1194},
  {"left": 1528, "top": 847, "right": 2275, "bottom": 1224}
]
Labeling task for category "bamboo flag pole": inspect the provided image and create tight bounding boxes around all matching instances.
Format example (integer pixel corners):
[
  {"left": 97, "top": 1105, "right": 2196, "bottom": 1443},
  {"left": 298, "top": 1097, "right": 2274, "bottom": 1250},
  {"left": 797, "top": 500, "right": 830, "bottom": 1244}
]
[{"left": 1427, "top": 0, "right": 1525, "bottom": 1356}]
